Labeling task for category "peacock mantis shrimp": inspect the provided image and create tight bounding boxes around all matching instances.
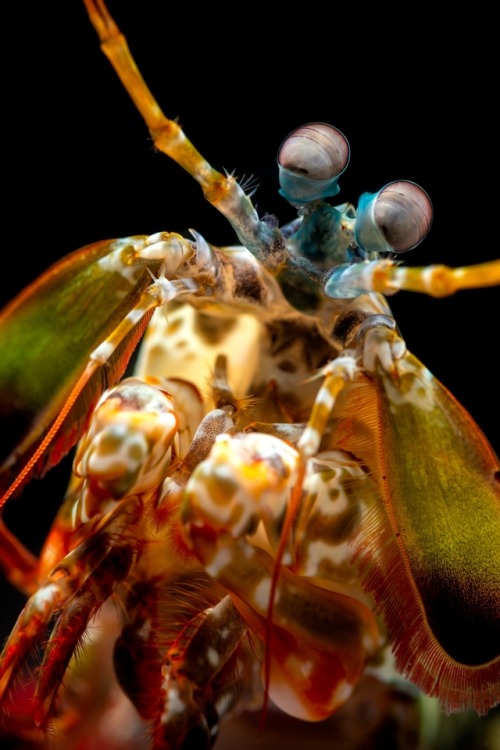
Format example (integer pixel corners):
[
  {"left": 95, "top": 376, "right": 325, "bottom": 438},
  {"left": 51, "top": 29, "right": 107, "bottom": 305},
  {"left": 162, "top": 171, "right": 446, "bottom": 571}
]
[{"left": 0, "top": 3, "right": 499, "bottom": 749}]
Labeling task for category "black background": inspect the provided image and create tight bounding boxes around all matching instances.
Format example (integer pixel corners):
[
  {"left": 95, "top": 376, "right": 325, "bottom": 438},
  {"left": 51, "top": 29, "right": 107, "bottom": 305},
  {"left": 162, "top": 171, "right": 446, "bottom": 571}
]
[{"left": 1, "top": 1, "right": 498, "bottom": 735}]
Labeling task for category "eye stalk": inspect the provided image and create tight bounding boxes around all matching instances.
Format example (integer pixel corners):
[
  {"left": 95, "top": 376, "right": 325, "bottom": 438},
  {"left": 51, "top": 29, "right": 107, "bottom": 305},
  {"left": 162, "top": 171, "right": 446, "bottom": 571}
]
[
  {"left": 355, "top": 181, "right": 433, "bottom": 255},
  {"left": 278, "top": 123, "right": 350, "bottom": 204}
]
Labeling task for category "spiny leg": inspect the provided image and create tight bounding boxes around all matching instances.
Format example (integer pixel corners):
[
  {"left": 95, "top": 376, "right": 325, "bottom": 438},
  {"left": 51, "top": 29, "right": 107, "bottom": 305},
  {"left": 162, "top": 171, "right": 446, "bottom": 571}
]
[
  {"left": 157, "top": 595, "right": 249, "bottom": 750},
  {"left": 112, "top": 554, "right": 249, "bottom": 746},
  {"left": 0, "top": 531, "right": 113, "bottom": 703},
  {"left": 0, "top": 497, "right": 141, "bottom": 717},
  {"left": 33, "top": 543, "right": 136, "bottom": 727}
]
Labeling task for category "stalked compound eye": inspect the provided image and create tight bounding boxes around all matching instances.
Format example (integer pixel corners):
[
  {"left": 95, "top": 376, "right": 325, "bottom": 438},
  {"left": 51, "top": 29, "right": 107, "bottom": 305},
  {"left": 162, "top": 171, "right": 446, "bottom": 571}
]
[
  {"left": 278, "top": 123, "right": 350, "bottom": 204},
  {"left": 355, "top": 180, "right": 433, "bottom": 255}
]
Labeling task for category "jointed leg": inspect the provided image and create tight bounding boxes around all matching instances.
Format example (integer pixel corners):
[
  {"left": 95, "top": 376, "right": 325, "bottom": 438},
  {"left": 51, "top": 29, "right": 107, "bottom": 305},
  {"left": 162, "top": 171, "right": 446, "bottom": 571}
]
[
  {"left": 0, "top": 497, "right": 141, "bottom": 720},
  {"left": 325, "top": 258, "right": 500, "bottom": 298}
]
